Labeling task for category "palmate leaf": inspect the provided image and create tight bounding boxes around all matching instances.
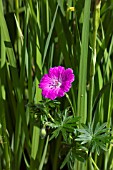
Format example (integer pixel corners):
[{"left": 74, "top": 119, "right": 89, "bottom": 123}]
[
  {"left": 60, "top": 144, "right": 88, "bottom": 169},
  {"left": 29, "top": 101, "right": 79, "bottom": 142},
  {"left": 28, "top": 100, "right": 61, "bottom": 125},
  {"left": 49, "top": 115, "right": 79, "bottom": 141},
  {"left": 94, "top": 122, "right": 108, "bottom": 135},
  {"left": 60, "top": 149, "right": 71, "bottom": 169},
  {"left": 63, "top": 116, "right": 79, "bottom": 123},
  {"left": 75, "top": 122, "right": 112, "bottom": 155},
  {"left": 61, "top": 128, "right": 67, "bottom": 142},
  {"left": 75, "top": 134, "right": 92, "bottom": 145},
  {"left": 49, "top": 108, "right": 79, "bottom": 141},
  {"left": 49, "top": 127, "right": 61, "bottom": 141}
]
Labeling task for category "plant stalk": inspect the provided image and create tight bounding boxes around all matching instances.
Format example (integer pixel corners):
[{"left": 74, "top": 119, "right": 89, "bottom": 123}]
[
  {"left": 0, "top": 79, "right": 10, "bottom": 170},
  {"left": 88, "top": 0, "right": 101, "bottom": 123},
  {"left": 77, "top": 0, "right": 91, "bottom": 124},
  {"left": 52, "top": 133, "right": 62, "bottom": 170},
  {"left": 1, "top": 105, "right": 11, "bottom": 170},
  {"left": 66, "top": 93, "right": 75, "bottom": 116}
]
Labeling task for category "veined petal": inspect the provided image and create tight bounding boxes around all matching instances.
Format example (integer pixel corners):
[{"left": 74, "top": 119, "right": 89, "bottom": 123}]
[
  {"left": 61, "top": 81, "right": 72, "bottom": 92},
  {"left": 47, "top": 88, "right": 59, "bottom": 100},
  {"left": 48, "top": 66, "right": 65, "bottom": 79},
  {"left": 57, "top": 89, "right": 65, "bottom": 97},
  {"left": 39, "top": 66, "right": 75, "bottom": 100},
  {"left": 42, "top": 87, "right": 60, "bottom": 100},
  {"left": 63, "top": 68, "right": 75, "bottom": 82},
  {"left": 39, "top": 74, "right": 51, "bottom": 88}
]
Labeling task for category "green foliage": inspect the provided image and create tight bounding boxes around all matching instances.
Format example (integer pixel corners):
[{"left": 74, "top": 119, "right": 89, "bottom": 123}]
[
  {"left": 75, "top": 123, "right": 112, "bottom": 155},
  {"left": 29, "top": 101, "right": 112, "bottom": 169},
  {"left": 46, "top": 109, "right": 79, "bottom": 141},
  {"left": 0, "top": 0, "right": 113, "bottom": 170},
  {"left": 60, "top": 145, "right": 88, "bottom": 169},
  {"left": 29, "top": 101, "right": 79, "bottom": 141}
]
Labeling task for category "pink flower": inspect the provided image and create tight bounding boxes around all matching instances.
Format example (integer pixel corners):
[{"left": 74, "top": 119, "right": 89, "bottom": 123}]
[{"left": 39, "top": 66, "right": 75, "bottom": 100}]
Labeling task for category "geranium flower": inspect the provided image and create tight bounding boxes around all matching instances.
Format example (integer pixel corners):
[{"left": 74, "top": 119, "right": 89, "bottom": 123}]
[{"left": 39, "top": 66, "right": 75, "bottom": 100}]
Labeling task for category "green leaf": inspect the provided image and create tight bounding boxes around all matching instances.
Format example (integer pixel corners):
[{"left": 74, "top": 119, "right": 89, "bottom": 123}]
[
  {"left": 75, "top": 122, "right": 112, "bottom": 155},
  {"left": 77, "top": 0, "right": 91, "bottom": 123},
  {"left": 42, "top": 4, "right": 59, "bottom": 67},
  {"left": 49, "top": 128, "right": 61, "bottom": 141},
  {"left": 60, "top": 150, "right": 71, "bottom": 169},
  {"left": 31, "top": 126, "right": 40, "bottom": 160}
]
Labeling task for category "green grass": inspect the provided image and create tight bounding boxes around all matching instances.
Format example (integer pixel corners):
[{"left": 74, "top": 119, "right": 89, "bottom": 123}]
[{"left": 0, "top": 0, "right": 113, "bottom": 170}]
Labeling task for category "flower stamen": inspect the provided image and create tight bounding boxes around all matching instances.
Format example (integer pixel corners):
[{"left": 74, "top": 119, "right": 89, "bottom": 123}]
[{"left": 49, "top": 79, "right": 62, "bottom": 89}]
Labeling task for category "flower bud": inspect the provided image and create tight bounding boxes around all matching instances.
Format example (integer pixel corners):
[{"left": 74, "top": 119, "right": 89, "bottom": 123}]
[{"left": 40, "top": 127, "right": 46, "bottom": 139}]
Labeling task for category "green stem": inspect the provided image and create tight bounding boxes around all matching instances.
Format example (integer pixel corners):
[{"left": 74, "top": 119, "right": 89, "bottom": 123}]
[
  {"left": 52, "top": 134, "right": 62, "bottom": 170},
  {"left": 90, "top": 156, "right": 99, "bottom": 170},
  {"left": 88, "top": 73, "right": 94, "bottom": 123},
  {"left": 0, "top": 101, "right": 10, "bottom": 170},
  {"left": 65, "top": 93, "right": 75, "bottom": 116},
  {"left": 39, "top": 136, "right": 49, "bottom": 170},
  {"left": 94, "top": 153, "right": 98, "bottom": 170},
  {"left": 37, "top": 138, "right": 45, "bottom": 162},
  {"left": 77, "top": 0, "right": 91, "bottom": 125},
  {"left": 88, "top": 0, "right": 101, "bottom": 123},
  {"left": 30, "top": 126, "right": 40, "bottom": 170},
  {"left": 15, "top": 0, "right": 21, "bottom": 62},
  {"left": 104, "top": 80, "right": 112, "bottom": 170},
  {"left": 0, "top": 17, "right": 10, "bottom": 169},
  {"left": 47, "top": 113, "right": 55, "bottom": 122}
]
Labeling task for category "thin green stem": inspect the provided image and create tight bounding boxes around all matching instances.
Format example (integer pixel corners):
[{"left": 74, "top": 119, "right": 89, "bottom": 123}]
[
  {"left": 0, "top": 84, "right": 10, "bottom": 170},
  {"left": 88, "top": 0, "right": 101, "bottom": 123},
  {"left": 104, "top": 80, "right": 113, "bottom": 170},
  {"left": 37, "top": 138, "right": 45, "bottom": 162},
  {"left": 47, "top": 113, "right": 55, "bottom": 122},
  {"left": 15, "top": 0, "right": 22, "bottom": 63},
  {"left": 39, "top": 136, "right": 49, "bottom": 170},
  {"left": 52, "top": 133, "right": 62, "bottom": 170},
  {"left": 90, "top": 156, "right": 99, "bottom": 170},
  {"left": 94, "top": 153, "right": 98, "bottom": 170},
  {"left": 65, "top": 93, "right": 75, "bottom": 116},
  {"left": 1, "top": 107, "right": 11, "bottom": 170}
]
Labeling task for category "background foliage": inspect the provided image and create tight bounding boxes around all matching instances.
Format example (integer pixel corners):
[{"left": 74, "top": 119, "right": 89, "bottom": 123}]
[{"left": 0, "top": 0, "right": 113, "bottom": 170}]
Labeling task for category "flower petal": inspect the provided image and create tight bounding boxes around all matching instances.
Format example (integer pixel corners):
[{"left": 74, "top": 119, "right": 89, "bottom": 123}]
[
  {"left": 61, "top": 81, "right": 72, "bottom": 92},
  {"left": 63, "top": 68, "right": 75, "bottom": 82},
  {"left": 48, "top": 88, "right": 59, "bottom": 100},
  {"left": 48, "top": 66, "right": 65, "bottom": 80},
  {"left": 39, "top": 74, "right": 51, "bottom": 89},
  {"left": 57, "top": 88, "right": 65, "bottom": 97},
  {"left": 42, "top": 87, "right": 60, "bottom": 100}
]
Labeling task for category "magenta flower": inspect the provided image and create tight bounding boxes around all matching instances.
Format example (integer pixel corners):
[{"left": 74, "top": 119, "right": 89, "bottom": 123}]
[{"left": 39, "top": 66, "right": 75, "bottom": 100}]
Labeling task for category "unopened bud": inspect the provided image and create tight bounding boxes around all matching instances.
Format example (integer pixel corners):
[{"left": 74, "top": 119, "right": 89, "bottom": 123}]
[{"left": 40, "top": 127, "right": 46, "bottom": 139}]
